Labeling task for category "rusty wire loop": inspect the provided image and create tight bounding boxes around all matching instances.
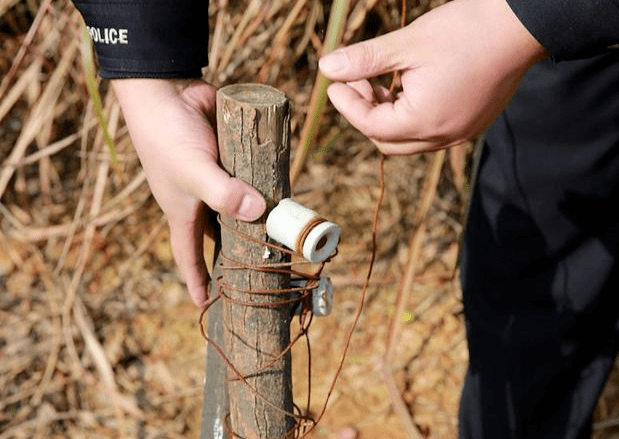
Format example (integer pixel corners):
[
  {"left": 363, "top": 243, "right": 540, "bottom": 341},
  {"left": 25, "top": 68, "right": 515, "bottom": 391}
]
[{"left": 294, "top": 216, "right": 327, "bottom": 255}]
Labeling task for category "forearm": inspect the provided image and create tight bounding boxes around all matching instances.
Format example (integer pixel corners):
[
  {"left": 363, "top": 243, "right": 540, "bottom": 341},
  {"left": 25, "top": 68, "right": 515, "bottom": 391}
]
[{"left": 71, "top": 0, "right": 209, "bottom": 79}]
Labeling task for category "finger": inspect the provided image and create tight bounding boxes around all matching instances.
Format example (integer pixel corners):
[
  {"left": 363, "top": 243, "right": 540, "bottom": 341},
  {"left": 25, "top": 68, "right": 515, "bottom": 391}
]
[
  {"left": 326, "top": 82, "right": 414, "bottom": 141},
  {"left": 189, "top": 160, "right": 266, "bottom": 222},
  {"left": 345, "top": 80, "right": 396, "bottom": 104},
  {"left": 168, "top": 208, "right": 210, "bottom": 307},
  {"left": 319, "top": 26, "right": 413, "bottom": 82},
  {"left": 173, "top": 113, "right": 267, "bottom": 222},
  {"left": 369, "top": 137, "right": 462, "bottom": 155},
  {"left": 345, "top": 80, "right": 376, "bottom": 102}
]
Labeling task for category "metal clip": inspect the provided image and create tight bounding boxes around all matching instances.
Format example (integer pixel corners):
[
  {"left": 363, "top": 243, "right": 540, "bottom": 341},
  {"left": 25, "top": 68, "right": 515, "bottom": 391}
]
[{"left": 290, "top": 276, "right": 333, "bottom": 317}]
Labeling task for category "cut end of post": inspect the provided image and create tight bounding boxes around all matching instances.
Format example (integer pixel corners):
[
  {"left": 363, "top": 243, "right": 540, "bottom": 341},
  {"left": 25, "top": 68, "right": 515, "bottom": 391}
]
[{"left": 218, "top": 84, "right": 287, "bottom": 107}]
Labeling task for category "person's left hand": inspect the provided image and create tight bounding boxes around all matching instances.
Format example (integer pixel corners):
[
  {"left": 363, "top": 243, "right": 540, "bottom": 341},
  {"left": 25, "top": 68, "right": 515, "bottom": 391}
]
[{"left": 113, "top": 78, "right": 266, "bottom": 306}]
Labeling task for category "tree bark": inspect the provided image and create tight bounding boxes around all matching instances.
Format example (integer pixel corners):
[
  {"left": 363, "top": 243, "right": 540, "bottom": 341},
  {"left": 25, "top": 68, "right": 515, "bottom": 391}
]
[{"left": 216, "top": 84, "right": 293, "bottom": 439}]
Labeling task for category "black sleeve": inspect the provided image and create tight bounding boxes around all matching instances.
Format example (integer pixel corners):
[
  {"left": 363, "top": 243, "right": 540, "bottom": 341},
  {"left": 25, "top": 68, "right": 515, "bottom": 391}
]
[
  {"left": 507, "top": 0, "right": 619, "bottom": 60},
  {"left": 71, "top": 1, "right": 209, "bottom": 79}
]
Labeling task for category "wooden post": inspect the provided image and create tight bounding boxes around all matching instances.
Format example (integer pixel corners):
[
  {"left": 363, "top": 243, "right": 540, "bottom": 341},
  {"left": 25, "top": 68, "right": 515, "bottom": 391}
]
[
  {"left": 216, "top": 84, "right": 294, "bottom": 439},
  {"left": 201, "top": 266, "right": 230, "bottom": 439}
]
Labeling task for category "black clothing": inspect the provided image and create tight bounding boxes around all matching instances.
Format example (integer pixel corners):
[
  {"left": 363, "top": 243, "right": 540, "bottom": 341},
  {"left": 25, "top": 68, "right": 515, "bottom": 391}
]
[
  {"left": 459, "top": 53, "right": 619, "bottom": 438},
  {"left": 71, "top": 0, "right": 209, "bottom": 79},
  {"left": 71, "top": 0, "right": 619, "bottom": 78},
  {"left": 506, "top": 0, "right": 619, "bottom": 61}
]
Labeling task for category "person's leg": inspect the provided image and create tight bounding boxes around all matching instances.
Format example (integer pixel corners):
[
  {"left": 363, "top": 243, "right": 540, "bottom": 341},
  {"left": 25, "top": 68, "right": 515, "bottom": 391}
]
[{"left": 459, "top": 53, "right": 619, "bottom": 439}]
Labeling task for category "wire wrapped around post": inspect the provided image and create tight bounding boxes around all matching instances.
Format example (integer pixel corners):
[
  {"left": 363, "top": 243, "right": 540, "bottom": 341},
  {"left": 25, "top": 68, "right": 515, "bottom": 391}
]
[{"left": 207, "top": 217, "right": 328, "bottom": 438}]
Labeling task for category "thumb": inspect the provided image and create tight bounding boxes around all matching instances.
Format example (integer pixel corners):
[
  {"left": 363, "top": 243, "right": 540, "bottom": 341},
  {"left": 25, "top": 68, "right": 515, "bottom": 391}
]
[
  {"left": 190, "top": 159, "right": 266, "bottom": 222},
  {"left": 319, "top": 27, "right": 412, "bottom": 81}
]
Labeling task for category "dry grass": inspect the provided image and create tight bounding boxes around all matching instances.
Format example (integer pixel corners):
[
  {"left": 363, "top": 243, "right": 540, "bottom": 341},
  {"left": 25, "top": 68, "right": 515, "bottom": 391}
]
[{"left": 2, "top": 1, "right": 619, "bottom": 438}]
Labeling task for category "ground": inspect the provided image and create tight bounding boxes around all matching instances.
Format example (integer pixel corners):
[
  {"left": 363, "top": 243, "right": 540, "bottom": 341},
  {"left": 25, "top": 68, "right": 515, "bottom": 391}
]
[{"left": 2, "top": 1, "right": 619, "bottom": 438}]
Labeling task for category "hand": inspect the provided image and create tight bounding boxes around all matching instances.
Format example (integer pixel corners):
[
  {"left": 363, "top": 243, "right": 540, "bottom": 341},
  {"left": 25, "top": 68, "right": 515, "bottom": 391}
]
[
  {"left": 112, "top": 79, "right": 266, "bottom": 306},
  {"left": 319, "top": 0, "right": 548, "bottom": 155}
]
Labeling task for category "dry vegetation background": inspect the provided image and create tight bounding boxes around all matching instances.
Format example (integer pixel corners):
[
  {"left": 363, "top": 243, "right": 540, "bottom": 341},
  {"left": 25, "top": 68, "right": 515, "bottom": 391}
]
[{"left": 2, "top": 0, "right": 619, "bottom": 438}]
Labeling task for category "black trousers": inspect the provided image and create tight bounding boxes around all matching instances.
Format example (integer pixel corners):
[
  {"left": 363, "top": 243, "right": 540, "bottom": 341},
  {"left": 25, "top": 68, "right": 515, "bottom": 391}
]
[{"left": 459, "top": 53, "right": 619, "bottom": 439}]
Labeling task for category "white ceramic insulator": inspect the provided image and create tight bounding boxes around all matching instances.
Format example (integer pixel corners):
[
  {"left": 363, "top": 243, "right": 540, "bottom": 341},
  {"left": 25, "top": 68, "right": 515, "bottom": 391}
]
[{"left": 266, "top": 198, "right": 341, "bottom": 262}]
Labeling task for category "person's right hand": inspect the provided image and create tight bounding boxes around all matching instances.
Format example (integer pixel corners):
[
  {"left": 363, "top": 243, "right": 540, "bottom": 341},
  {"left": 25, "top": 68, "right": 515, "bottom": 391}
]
[
  {"left": 112, "top": 78, "right": 266, "bottom": 307},
  {"left": 319, "top": 0, "right": 548, "bottom": 155}
]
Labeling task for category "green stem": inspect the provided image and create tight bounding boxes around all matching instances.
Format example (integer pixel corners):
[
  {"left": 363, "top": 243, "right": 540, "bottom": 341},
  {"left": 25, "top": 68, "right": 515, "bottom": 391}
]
[
  {"left": 81, "top": 24, "right": 117, "bottom": 163},
  {"left": 290, "top": 0, "right": 350, "bottom": 186}
]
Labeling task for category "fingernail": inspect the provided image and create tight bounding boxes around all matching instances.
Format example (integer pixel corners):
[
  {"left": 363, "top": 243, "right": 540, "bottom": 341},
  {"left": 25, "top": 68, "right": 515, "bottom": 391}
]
[
  {"left": 319, "top": 50, "right": 349, "bottom": 74},
  {"left": 238, "top": 195, "right": 266, "bottom": 221}
]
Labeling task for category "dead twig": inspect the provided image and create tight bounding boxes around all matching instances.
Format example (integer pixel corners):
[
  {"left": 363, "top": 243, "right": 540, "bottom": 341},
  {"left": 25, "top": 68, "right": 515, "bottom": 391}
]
[
  {"left": 0, "top": 0, "right": 54, "bottom": 99},
  {"left": 0, "top": 40, "right": 78, "bottom": 199}
]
